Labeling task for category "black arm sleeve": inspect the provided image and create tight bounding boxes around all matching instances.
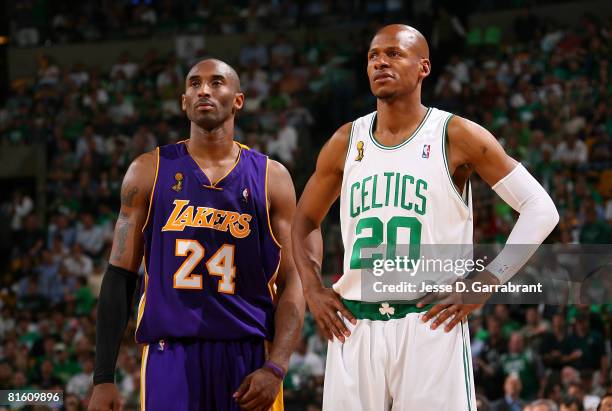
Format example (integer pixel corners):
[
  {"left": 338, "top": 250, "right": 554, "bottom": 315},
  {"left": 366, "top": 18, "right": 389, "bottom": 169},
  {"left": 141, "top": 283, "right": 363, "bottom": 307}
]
[{"left": 93, "top": 264, "right": 138, "bottom": 385}]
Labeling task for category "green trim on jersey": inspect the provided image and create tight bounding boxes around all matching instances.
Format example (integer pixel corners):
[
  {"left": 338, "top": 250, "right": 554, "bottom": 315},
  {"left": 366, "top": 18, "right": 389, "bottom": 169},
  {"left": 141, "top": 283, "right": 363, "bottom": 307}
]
[
  {"left": 461, "top": 322, "right": 474, "bottom": 411},
  {"left": 464, "top": 180, "right": 471, "bottom": 208},
  {"left": 369, "top": 107, "right": 433, "bottom": 150},
  {"left": 342, "top": 299, "right": 432, "bottom": 321},
  {"left": 345, "top": 121, "right": 355, "bottom": 164},
  {"left": 442, "top": 115, "right": 470, "bottom": 209}
]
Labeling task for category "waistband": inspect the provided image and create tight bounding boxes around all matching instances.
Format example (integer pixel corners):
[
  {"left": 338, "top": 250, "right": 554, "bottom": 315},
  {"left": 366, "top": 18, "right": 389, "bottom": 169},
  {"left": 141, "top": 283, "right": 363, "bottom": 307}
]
[
  {"left": 342, "top": 299, "right": 433, "bottom": 321},
  {"left": 151, "top": 336, "right": 266, "bottom": 346}
]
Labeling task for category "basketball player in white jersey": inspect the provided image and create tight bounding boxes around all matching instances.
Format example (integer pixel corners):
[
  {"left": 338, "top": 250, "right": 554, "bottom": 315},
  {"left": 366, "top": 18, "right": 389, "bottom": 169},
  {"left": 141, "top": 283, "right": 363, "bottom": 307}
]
[{"left": 292, "top": 24, "right": 559, "bottom": 410}]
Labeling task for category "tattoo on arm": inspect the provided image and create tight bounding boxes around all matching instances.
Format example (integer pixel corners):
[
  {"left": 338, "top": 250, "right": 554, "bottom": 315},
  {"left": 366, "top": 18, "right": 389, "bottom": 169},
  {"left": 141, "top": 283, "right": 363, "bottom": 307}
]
[
  {"left": 121, "top": 186, "right": 139, "bottom": 207},
  {"left": 110, "top": 184, "right": 139, "bottom": 265},
  {"left": 110, "top": 211, "right": 134, "bottom": 264}
]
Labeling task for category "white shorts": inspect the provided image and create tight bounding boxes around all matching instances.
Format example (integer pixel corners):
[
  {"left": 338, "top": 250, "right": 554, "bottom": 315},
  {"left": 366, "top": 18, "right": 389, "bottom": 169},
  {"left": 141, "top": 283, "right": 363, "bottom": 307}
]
[{"left": 322, "top": 310, "right": 476, "bottom": 411}]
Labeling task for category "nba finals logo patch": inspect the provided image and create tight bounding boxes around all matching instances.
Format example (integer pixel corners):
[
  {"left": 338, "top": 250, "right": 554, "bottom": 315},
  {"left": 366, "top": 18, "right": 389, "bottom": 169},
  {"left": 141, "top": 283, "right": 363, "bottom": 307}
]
[
  {"left": 172, "top": 172, "right": 183, "bottom": 192},
  {"left": 355, "top": 141, "right": 364, "bottom": 161},
  {"left": 422, "top": 144, "right": 431, "bottom": 159},
  {"left": 242, "top": 188, "right": 249, "bottom": 203}
]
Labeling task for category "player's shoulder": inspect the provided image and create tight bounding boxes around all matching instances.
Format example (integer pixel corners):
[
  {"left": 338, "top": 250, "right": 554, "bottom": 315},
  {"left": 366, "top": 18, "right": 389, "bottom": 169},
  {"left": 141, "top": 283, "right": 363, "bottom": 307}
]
[
  {"left": 130, "top": 148, "right": 158, "bottom": 173},
  {"left": 156, "top": 140, "right": 188, "bottom": 161},
  {"left": 234, "top": 142, "right": 274, "bottom": 174},
  {"left": 311, "top": 121, "right": 354, "bottom": 174},
  {"left": 122, "top": 149, "right": 158, "bottom": 199},
  {"left": 267, "top": 158, "right": 292, "bottom": 181},
  {"left": 237, "top": 142, "right": 267, "bottom": 161},
  {"left": 445, "top": 113, "right": 494, "bottom": 144},
  {"left": 444, "top": 112, "right": 503, "bottom": 164},
  {"left": 328, "top": 110, "right": 379, "bottom": 149},
  {"left": 326, "top": 121, "right": 353, "bottom": 153},
  {"left": 442, "top": 109, "right": 493, "bottom": 135},
  {"left": 264, "top": 159, "right": 295, "bottom": 207}
]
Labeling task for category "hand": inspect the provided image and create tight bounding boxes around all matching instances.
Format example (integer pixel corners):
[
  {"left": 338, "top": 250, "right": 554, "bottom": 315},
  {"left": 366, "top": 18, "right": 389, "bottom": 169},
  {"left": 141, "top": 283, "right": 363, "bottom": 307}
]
[
  {"left": 416, "top": 272, "right": 498, "bottom": 332},
  {"left": 234, "top": 368, "right": 282, "bottom": 411},
  {"left": 88, "top": 383, "right": 123, "bottom": 411},
  {"left": 419, "top": 301, "right": 482, "bottom": 332},
  {"left": 304, "top": 286, "right": 356, "bottom": 342}
]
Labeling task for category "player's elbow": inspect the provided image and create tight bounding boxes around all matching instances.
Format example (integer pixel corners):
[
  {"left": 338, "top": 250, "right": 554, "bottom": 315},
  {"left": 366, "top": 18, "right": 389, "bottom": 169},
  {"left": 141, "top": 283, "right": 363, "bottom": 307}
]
[
  {"left": 541, "top": 195, "right": 559, "bottom": 233},
  {"left": 529, "top": 196, "right": 559, "bottom": 239},
  {"left": 276, "top": 277, "right": 306, "bottom": 317},
  {"left": 549, "top": 204, "right": 560, "bottom": 230}
]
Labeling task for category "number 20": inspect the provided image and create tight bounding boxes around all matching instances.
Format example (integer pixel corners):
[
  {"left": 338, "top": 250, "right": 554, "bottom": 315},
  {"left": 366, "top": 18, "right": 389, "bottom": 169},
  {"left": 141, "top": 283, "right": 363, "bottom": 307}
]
[{"left": 173, "top": 239, "right": 236, "bottom": 294}]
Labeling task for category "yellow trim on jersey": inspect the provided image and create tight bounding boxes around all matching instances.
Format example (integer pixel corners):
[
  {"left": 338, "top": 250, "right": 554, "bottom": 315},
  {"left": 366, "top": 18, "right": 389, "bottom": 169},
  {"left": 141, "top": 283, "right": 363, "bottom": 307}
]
[
  {"left": 267, "top": 259, "right": 281, "bottom": 303},
  {"left": 141, "top": 147, "right": 160, "bottom": 233},
  {"left": 182, "top": 140, "right": 244, "bottom": 187},
  {"left": 271, "top": 384, "right": 284, "bottom": 411},
  {"left": 135, "top": 262, "right": 149, "bottom": 341},
  {"left": 211, "top": 143, "right": 243, "bottom": 186},
  {"left": 202, "top": 184, "right": 224, "bottom": 191},
  {"left": 140, "top": 344, "right": 149, "bottom": 411},
  {"left": 265, "top": 159, "right": 282, "bottom": 249}
]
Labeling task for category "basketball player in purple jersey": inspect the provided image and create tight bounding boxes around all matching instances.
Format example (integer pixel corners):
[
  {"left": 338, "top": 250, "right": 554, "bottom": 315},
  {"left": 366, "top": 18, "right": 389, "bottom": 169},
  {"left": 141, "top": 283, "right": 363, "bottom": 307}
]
[{"left": 88, "top": 59, "right": 304, "bottom": 411}]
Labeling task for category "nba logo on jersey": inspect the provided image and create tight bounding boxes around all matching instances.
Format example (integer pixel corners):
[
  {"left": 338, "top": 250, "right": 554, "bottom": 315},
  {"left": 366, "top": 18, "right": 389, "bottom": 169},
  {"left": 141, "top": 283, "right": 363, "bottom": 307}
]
[{"left": 422, "top": 144, "right": 431, "bottom": 158}]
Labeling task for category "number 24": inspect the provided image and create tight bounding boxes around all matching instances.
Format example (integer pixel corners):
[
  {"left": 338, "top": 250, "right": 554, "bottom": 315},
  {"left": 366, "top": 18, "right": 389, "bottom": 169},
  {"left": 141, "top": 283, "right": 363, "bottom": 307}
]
[{"left": 173, "top": 239, "right": 236, "bottom": 294}]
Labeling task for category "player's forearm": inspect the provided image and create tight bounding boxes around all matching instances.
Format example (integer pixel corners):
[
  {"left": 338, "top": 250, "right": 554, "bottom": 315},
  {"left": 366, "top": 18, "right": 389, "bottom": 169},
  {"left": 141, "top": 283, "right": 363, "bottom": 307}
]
[
  {"left": 291, "top": 215, "right": 325, "bottom": 293},
  {"left": 487, "top": 164, "right": 559, "bottom": 284},
  {"left": 93, "top": 264, "right": 138, "bottom": 385},
  {"left": 109, "top": 210, "right": 145, "bottom": 271},
  {"left": 268, "top": 278, "right": 305, "bottom": 371}
]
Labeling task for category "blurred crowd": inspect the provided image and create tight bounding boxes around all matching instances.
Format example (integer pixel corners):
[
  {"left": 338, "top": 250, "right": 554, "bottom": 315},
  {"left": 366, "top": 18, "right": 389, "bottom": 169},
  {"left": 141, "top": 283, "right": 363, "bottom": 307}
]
[
  {"left": 0, "top": 4, "right": 611, "bottom": 411},
  {"left": 8, "top": 0, "right": 574, "bottom": 47}
]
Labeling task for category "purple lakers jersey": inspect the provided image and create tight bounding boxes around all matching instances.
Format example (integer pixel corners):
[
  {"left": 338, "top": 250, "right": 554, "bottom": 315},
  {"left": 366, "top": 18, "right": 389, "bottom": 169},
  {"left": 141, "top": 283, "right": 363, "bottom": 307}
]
[{"left": 135, "top": 141, "right": 281, "bottom": 343}]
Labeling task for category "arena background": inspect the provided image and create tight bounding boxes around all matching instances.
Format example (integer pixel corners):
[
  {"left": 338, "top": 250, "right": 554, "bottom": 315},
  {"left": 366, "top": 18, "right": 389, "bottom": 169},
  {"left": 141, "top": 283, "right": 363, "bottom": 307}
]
[{"left": 0, "top": 1, "right": 611, "bottom": 410}]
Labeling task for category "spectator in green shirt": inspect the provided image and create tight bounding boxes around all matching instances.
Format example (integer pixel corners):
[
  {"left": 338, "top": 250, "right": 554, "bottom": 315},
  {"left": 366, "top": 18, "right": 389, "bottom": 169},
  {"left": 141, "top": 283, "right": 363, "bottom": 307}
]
[
  {"left": 52, "top": 343, "right": 80, "bottom": 384},
  {"left": 501, "top": 333, "right": 541, "bottom": 400},
  {"left": 580, "top": 204, "right": 611, "bottom": 244}
]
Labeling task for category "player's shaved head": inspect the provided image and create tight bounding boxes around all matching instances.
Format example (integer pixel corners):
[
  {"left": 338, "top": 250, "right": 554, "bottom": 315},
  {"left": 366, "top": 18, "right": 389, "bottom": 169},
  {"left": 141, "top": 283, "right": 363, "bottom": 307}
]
[
  {"left": 371, "top": 24, "right": 429, "bottom": 59},
  {"left": 367, "top": 24, "right": 431, "bottom": 100},
  {"left": 182, "top": 58, "right": 244, "bottom": 130},
  {"left": 186, "top": 58, "right": 241, "bottom": 92}
]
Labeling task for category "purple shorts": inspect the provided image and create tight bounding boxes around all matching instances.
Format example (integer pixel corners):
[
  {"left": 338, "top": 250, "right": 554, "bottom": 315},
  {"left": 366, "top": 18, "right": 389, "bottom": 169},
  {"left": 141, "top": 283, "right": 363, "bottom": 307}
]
[{"left": 140, "top": 338, "right": 283, "bottom": 411}]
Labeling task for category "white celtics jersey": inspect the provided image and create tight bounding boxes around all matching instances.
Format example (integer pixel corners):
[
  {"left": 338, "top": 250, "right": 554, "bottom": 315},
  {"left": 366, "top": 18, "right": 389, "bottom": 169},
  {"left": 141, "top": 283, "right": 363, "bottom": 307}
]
[{"left": 335, "top": 107, "right": 474, "bottom": 301}]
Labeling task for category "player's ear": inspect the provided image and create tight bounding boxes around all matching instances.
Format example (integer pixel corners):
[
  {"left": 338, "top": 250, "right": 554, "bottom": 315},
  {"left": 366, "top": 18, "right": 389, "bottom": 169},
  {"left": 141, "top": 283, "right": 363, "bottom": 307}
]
[
  {"left": 181, "top": 94, "right": 187, "bottom": 112},
  {"left": 233, "top": 92, "right": 244, "bottom": 113},
  {"left": 419, "top": 59, "right": 431, "bottom": 79}
]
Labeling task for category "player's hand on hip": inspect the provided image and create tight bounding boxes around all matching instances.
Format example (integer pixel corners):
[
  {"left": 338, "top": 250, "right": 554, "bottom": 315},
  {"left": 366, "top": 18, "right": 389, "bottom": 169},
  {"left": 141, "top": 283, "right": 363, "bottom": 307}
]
[
  {"left": 88, "top": 383, "right": 123, "bottom": 411},
  {"left": 234, "top": 368, "right": 282, "bottom": 411},
  {"left": 304, "top": 286, "right": 356, "bottom": 343},
  {"left": 420, "top": 302, "right": 482, "bottom": 332},
  {"left": 417, "top": 273, "right": 497, "bottom": 332}
]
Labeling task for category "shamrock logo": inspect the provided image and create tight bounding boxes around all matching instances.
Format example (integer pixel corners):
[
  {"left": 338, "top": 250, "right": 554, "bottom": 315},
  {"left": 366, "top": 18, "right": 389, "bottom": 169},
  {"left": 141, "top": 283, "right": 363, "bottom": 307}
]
[{"left": 379, "top": 302, "right": 395, "bottom": 318}]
